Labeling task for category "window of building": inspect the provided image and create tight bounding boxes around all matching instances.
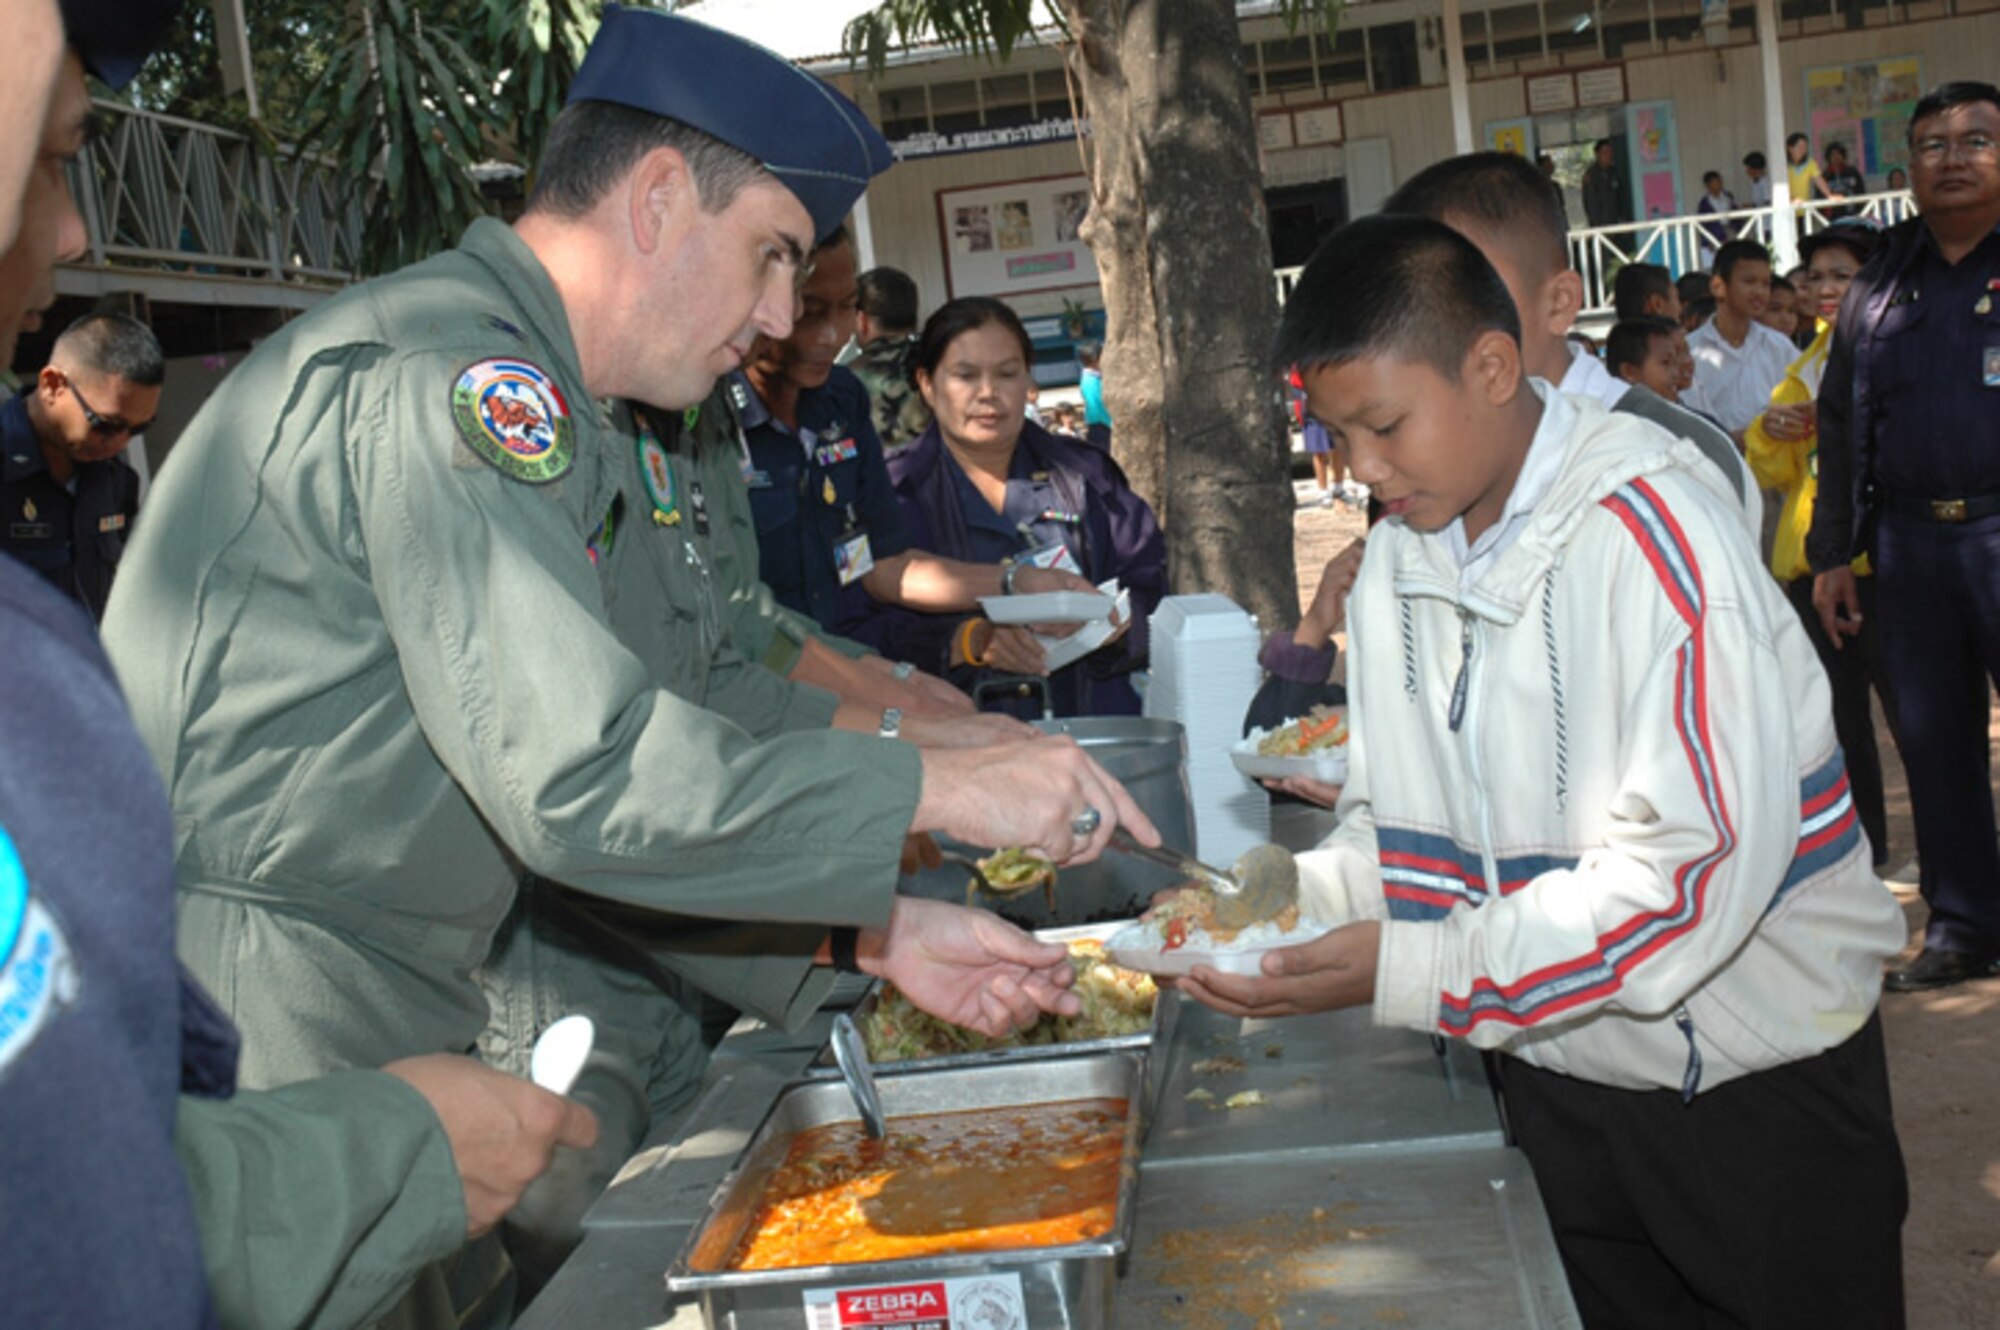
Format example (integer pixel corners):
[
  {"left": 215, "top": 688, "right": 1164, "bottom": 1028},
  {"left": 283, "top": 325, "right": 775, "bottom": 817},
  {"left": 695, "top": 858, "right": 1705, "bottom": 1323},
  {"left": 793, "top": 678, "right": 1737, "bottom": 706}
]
[
  {"left": 879, "top": 87, "right": 929, "bottom": 141},
  {"left": 1369, "top": 20, "right": 1420, "bottom": 91},
  {"left": 1461, "top": 11, "right": 1491, "bottom": 73},
  {"left": 1314, "top": 26, "right": 1367, "bottom": 87},
  {"left": 1242, "top": 42, "right": 1265, "bottom": 94},
  {"left": 979, "top": 73, "right": 1035, "bottom": 129},
  {"left": 1487, "top": 2, "right": 1548, "bottom": 62},
  {"left": 928, "top": 79, "right": 981, "bottom": 135},
  {"left": 1545, "top": 0, "right": 1603, "bottom": 55},
  {"left": 1261, "top": 33, "right": 1318, "bottom": 92}
]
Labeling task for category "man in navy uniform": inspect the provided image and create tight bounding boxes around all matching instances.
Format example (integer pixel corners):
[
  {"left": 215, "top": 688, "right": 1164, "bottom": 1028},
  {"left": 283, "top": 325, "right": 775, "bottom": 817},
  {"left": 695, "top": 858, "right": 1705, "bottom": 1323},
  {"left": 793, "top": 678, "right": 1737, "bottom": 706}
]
[
  {"left": 1810, "top": 81, "right": 2000, "bottom": 991},
  {"left": 740, "top": 224, "right": 1097, "bottom": 645},
  {"left": 1, "top": 311, "right": 160, "bottom": 619}
]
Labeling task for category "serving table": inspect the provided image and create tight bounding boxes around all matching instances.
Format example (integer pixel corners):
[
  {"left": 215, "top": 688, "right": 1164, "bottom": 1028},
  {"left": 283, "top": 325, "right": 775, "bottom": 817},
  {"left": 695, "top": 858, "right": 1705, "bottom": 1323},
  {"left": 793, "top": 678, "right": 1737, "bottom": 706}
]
[{"left": 518, "top": 990, "right": 1580, "bottom": 1329}]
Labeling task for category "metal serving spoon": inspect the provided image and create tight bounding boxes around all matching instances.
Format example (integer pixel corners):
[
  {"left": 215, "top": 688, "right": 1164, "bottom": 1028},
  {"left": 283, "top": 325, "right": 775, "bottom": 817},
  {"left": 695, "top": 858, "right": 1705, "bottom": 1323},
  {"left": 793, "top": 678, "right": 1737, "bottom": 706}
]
[
  {"left": 829, "top": 1012, "right": 888, "bottom": 1140},
  {"left": 1104, "top": 830, "right": 1300, "bottom": 929}
]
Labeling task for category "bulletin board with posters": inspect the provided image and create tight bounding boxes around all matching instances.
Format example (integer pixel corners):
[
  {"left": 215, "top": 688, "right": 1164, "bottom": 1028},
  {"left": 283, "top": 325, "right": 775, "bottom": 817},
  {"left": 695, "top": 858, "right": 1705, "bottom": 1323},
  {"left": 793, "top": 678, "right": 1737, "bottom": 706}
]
[
  {"left": 1804, "top": 56, "right": 1923, "bottom": 182},
  {"left": 936, "top": 173, "right": 1101, "bottom": 300}
]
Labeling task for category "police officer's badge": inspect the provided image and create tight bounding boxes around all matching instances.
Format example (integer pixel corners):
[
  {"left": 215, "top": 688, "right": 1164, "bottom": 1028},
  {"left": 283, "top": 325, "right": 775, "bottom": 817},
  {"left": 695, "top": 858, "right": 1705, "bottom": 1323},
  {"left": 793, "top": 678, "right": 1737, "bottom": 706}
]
[{"left": 451, "top": 358, "right": 575, "bottom": 484}]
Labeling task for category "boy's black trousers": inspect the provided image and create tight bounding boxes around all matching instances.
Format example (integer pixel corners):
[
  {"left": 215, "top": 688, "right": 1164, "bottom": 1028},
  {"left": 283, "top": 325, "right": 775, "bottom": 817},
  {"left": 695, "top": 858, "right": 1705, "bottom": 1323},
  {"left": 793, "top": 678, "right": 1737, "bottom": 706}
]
[{"left": 1494, "top": 1012, "right": 1905, "bottom": 1328}]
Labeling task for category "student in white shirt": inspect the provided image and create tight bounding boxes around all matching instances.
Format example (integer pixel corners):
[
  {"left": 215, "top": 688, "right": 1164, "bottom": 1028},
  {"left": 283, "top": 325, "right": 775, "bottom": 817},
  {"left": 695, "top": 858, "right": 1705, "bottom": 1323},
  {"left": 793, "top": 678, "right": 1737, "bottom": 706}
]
[{"left": 1683, "top": 239, "right": 1799, "bottom": 440}]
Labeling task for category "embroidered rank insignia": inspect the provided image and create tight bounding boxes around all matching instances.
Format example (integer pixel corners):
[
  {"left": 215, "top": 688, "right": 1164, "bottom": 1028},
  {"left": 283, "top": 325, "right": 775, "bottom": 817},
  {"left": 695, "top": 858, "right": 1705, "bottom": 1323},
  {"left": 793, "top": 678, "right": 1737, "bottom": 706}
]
[
  {"left": 638, "top": 431, "right": 681, "bottom": 526},
  {"left": 97, "top": 514, "right": 126, "bottom": 533},
  {"left": 815, "top": 437, "right": 859, "bottom": 466},
  {"left": 823, "top": 475, "right": 838, "bottom": 506},
  {"left": 450, "top": 358, "right": 575, "bottom": 484}
]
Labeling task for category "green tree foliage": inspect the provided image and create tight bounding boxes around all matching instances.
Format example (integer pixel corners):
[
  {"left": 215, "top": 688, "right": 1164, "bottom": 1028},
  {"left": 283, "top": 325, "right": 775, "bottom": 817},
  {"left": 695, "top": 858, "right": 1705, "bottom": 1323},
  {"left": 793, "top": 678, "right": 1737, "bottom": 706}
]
[{"left": 126, "top": 0, "right": 607, "bottom": 277}]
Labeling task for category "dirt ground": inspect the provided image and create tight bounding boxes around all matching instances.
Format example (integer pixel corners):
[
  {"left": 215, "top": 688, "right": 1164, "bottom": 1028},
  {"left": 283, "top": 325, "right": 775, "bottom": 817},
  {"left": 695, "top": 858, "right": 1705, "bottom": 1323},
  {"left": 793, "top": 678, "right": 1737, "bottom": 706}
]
[{"left": 1289, "top": 487, "right": 2000, "bottom": 1328}]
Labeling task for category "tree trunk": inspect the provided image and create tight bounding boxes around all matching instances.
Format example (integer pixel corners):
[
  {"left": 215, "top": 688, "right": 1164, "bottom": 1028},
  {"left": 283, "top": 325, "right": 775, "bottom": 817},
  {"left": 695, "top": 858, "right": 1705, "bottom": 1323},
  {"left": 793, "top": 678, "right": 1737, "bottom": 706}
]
[{"left": 1065, "top": 0, "right": 1297, "bottom": 632}]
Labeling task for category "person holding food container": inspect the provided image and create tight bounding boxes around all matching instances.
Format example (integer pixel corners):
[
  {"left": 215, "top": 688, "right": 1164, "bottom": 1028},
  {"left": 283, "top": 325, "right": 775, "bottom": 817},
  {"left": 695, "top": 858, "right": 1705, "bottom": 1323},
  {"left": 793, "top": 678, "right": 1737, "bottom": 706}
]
[
  {"left": 869, "top": 297, "right": 1167, "bottom": 718},
  {"left": 1181, "top": 215, "right": 1906, "bottom": 1327}
]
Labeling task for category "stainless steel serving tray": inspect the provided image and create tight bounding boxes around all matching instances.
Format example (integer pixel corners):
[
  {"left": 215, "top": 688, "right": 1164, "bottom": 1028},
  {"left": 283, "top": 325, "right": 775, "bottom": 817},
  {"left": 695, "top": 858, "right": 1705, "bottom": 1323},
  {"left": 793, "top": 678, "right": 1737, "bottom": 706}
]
[
  {"left": 666, "top": 1052, "right": 1146, "bottom": 1330},
  {"left": 802, "top": 922, "right": 1179, "bottom": 1081}
]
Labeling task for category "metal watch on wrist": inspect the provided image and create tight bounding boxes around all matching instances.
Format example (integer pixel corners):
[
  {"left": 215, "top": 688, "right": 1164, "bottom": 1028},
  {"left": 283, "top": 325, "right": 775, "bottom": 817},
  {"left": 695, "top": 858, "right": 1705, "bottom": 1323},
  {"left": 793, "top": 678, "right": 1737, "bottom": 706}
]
[
  {"left": 1001, "top": 558, "right": 1021, "bottom": 595},
  {"left": 878, "top": 707, "right": 903, "bottom": 738}
]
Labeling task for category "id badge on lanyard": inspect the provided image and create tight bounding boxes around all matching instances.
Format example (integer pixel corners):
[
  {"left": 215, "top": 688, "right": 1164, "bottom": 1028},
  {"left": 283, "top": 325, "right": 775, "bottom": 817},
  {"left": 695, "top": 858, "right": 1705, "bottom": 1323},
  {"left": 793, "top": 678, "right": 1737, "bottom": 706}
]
[{"left": 835, "top": 503, "right": 875, "bottom": 585}]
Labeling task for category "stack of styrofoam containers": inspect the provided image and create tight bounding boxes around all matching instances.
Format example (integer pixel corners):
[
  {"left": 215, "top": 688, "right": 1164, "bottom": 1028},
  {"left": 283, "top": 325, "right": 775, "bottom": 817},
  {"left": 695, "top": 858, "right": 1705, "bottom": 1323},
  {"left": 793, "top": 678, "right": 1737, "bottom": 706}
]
[{"left": 1143, "top": 593, "right": 1268, "bottom": 865}]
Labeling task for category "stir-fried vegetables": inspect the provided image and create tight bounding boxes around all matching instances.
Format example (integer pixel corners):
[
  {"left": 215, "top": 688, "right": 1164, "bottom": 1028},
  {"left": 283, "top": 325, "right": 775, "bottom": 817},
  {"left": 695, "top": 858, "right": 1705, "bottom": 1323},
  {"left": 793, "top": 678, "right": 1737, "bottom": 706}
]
[
  {"left": 1255, "top": 705, "right": 1348, "bottom": 757},
  {"left": 860, "top": 939, "right": 1156, "bottom": 1062}
]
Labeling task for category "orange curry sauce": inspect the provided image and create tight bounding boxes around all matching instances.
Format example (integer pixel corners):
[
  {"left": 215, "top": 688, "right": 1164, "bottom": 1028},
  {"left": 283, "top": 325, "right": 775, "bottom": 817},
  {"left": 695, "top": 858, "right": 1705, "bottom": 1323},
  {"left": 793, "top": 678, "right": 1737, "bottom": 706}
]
[{"left": 726, "top": 1098, "right": 1129, "bottom": 1271}]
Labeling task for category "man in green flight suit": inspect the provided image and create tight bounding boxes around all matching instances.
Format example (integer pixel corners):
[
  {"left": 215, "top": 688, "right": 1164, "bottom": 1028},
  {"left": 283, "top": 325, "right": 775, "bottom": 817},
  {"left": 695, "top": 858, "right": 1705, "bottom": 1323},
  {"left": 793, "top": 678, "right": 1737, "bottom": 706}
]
[{"left": 101, "top": 7, "right": 1156, "bottom": 1324}]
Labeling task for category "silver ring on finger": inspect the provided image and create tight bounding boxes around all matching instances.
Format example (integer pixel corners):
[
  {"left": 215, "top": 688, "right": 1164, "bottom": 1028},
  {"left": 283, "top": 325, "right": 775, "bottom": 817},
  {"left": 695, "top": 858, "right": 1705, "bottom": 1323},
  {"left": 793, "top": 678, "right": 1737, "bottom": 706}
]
[{"left": 1070, "top": 807, "right": 1102, "bottom": 837}]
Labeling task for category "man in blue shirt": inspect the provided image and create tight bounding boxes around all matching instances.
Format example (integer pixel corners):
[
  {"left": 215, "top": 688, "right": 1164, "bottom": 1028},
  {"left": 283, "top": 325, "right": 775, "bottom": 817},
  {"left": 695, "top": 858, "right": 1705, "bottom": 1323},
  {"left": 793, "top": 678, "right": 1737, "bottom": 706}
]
[
  {"left": 741, "top": 227, "right": 1093, "bottom": 644},
  {"left": 1810, "top": 81, "right": 2000, "bottom": 991},
  {"left": 1, "top": 312, "right": 160, "bottom": 619}
]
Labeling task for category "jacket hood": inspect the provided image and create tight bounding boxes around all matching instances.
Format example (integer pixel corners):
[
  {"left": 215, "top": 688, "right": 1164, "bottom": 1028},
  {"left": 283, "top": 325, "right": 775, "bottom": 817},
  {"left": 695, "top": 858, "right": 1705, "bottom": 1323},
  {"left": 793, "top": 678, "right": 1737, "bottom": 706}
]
[{"left": 1390, "top": 394, "right": 1737, "bottom": 626}]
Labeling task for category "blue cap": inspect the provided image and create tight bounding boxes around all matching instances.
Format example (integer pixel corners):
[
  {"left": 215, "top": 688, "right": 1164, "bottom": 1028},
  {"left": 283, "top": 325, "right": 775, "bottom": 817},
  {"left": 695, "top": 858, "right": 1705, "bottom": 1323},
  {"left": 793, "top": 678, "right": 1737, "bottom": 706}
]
[
  {"left": 60, "top": 0, "right": 184, "bottom": 90},
  {"left": 567, "top": 6, "right": 893, "bottom": 242}
]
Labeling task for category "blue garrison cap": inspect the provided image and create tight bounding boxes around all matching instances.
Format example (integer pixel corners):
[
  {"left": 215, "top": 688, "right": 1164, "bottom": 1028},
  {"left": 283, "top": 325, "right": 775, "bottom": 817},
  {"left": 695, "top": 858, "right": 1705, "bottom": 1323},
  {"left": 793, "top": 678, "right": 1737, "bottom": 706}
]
[
  {"left": 60, "top": 0, "right": 185, "bottom": 90},
  {"left": 567, "top": 5, "right": 894, "bottom": 241}
]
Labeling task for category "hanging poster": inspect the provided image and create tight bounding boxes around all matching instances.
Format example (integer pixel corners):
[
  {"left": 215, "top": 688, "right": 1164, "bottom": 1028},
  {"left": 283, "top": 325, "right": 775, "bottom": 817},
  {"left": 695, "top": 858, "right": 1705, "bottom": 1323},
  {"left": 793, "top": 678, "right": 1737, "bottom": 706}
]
[
  {"left": 936, "top": 173, "right": 1101, "bottom": 299},
  {"left": 1805, "top": 55, "right": 1923, "bottom": 181},
  {"left": 1257, "top": 112, "right": 1296, "bottom": 151},
  {"left": 1628, "top": 100, "right": 1682, "bottom": 222},
  {"left": 1527, "top": 73, "right": 1576, "bottom": 114},
  {"left": 1486, "top": 117, "right": 1534, "bottom": 158},
  {"left": 1295, "top": 104, "right": 1344, "bottom": 146},
  {"left": 1577, "top": 66, "right": 1626, "bottom": 108}
]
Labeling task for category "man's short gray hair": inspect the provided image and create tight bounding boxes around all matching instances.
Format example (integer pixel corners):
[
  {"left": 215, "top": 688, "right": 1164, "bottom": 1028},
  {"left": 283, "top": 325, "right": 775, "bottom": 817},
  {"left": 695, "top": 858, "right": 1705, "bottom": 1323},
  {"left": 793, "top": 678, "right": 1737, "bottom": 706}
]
[
  {"left": 528, "top": 101, "right": 770, "bottom": 220},
  {"left": 53, "top": 312, "right": 165, "bottom": 387}
]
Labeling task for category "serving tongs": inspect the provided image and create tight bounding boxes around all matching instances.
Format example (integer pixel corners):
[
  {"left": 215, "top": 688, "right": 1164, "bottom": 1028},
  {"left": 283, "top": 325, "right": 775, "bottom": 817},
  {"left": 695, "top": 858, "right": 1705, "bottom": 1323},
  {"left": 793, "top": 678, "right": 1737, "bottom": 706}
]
[
  {"left": 829, "top": 1012, "right": 888, "bottom": 1140},
  {"left": 1106, "top": 830, "right": 1299, "bottom": 929}
]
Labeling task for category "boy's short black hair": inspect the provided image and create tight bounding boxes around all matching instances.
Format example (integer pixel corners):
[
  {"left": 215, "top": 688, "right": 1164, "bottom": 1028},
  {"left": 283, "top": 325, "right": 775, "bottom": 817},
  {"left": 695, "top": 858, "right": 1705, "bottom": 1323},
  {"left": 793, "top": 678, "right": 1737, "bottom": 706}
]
[
  {"left": 1381, "top": 151, "right": 1569, "bottom": 273},
  {"left": 1605, "top": 316, "right": 1677, "bottom": 375},
  {"left": 1272, "top": 214, "right": 1522, "bottom": 382},
  {"left": 1703, "top": 169, "right": 1723, "bottom": 186},
  {"left": 1743, "top": 150, "right": 1767, "bottom": 171},
  {"left": 1684, "top": 293, "right": 1718, "bottom": 327},
  {"left": 1824, "top": 140, "right": 1848, "bottom": 161},
  {"left": 1613, "top": 262, "right": 1675, "bottom": 321},
  {"left": 1909, "top": 81, "right": 2000, "bottom": 136},
  {"left": 1676, "top": 271, "right": 1710, "bottom": 306},
  {"left": 1713, "top": 238, "right": 1771, "bottom": 282}
]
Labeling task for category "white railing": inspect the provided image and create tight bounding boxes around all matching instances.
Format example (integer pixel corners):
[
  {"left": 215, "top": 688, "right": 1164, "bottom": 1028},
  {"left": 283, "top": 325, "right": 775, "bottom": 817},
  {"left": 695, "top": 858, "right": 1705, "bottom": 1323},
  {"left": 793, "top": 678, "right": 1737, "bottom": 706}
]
[
  {"left": 71, "top": 99, "right": 366, "bottom": 289},
  {"left": 1565, "top": 190, "right": 1916, "bottom": 317},
  {"left": 1271, "top": 190, "right": 1918, "bottom": 319}
]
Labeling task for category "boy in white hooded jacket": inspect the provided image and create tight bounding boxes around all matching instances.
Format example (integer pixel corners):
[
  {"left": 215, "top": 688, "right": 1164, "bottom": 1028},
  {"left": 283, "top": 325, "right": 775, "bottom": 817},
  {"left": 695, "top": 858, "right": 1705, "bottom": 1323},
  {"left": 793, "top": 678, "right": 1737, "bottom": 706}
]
[{"left": 1182, "top": 215, "right": 1908, "bottom": 1327}]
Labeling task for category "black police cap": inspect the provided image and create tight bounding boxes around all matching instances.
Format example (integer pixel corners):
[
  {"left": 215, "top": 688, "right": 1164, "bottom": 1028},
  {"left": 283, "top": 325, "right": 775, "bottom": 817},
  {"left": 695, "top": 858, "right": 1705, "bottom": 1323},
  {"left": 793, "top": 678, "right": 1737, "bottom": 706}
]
[
  {"left": 567, "top": 5, "right": 893, "bottom": 242},
  {"left": 59, "top": 0, "right": 184, "bottom": 90}
]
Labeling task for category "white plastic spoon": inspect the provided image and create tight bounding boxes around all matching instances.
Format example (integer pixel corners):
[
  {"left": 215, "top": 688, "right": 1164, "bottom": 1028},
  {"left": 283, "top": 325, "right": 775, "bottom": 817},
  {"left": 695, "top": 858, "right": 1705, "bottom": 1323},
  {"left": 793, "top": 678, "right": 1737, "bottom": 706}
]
[{"left": 528, "top": 1014, "right": 595, "bottom": 1096}]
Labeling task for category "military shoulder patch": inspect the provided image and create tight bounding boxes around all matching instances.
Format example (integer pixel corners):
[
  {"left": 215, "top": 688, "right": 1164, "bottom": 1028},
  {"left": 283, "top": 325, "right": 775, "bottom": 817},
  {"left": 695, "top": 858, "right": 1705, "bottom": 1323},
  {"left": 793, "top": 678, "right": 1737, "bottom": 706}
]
[
  {"left": 450, "top": 358, "right": 575, "bottom": 484},
  {"left": 0, "top": 824, "right": 78, "bottom": 1076}
]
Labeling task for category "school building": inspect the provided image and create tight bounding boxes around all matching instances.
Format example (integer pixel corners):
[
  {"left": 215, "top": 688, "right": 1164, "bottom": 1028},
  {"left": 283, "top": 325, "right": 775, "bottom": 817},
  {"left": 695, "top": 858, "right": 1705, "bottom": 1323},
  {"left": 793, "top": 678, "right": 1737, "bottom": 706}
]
[{"left": 697, "top": 0, "right": 1996, "bottom": 367}]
